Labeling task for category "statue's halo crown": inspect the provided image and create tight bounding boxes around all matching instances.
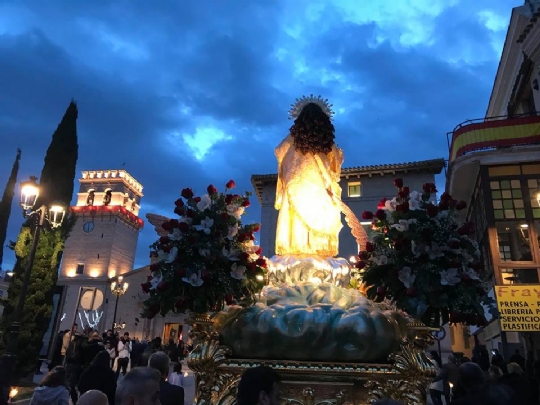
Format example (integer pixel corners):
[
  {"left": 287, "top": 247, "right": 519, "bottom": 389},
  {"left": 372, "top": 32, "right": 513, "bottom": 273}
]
[{"left": 288, "top": 94, "right": 335, "bottom": 120}]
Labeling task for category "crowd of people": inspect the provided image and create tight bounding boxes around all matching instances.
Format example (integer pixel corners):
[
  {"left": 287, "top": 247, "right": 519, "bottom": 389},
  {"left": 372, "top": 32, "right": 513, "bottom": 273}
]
[
  {"left": 31, "top": 323, "right": 190, "bottom": 405},
  {"left": 427, "top": 346, "right": 540, "bottom": 404}
]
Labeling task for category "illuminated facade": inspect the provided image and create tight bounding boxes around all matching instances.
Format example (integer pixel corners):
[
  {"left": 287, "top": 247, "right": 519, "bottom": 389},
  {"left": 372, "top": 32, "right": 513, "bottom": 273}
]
[{"left": 446, "top": 0, "right": 540, "bottom": 359}]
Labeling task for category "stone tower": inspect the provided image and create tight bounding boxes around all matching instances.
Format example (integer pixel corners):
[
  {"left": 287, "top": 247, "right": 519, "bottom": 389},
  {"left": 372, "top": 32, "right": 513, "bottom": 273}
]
[{"left": 56, "top": 170, "right": 144, "bottom": 332}]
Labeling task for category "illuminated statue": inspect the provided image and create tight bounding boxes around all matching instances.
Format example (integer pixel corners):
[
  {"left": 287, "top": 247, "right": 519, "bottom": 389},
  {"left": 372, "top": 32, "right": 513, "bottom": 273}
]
[{"left": 275, "top": 96, "right": 344, "bottom": 257}]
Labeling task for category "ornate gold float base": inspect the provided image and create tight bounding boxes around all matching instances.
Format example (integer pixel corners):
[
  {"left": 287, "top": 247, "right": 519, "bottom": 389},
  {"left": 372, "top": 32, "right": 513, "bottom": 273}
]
[{"left": 187, "top": 321, "right": 436, "bottom": 405}]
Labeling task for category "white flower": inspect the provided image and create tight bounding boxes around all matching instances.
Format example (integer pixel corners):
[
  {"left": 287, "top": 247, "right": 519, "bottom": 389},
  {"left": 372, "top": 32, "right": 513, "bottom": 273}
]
[
  {"left": 227, "top": 223, "right": 239, "bottom": 240},
  {"left": 194, "top": 217, "right": 214, "bottom": 234},
  {"left": 182, "top": 273, "right": 204, "bottom": 287},
  {"left": 384, "top": 198, "right": 397, "bottom": 212},
  {"left": 231, "top": 263, "right": 246, "bottom": 280},
  {"left": 158, "top": 246, "right": 178, "bottom": 263},
  {"left": 149, "top": 274, "right": 163, "bottom": 290},
  {"left": 199, "top": 248, "right": 210, "bottom": 257},
  {"left": 440, "top": 268, "right": 460, "bottom": 286},
  {"left": 227, "top": 205, "right": 245, "bottom": 220},
  {"left": 391, "top": 219, "right": 417, "bottom": 232},
  {"left": 411, "top": 241, "right": 424, "bottom": 258},
  {"left": 398, "top": 266, "right": 416, "bottom": 288},
  {"left": 373, "top": 255, "right": 388, "bottom": 266},
  {"left": 222, "top": 246, "right": 241, "bottom": 260},
  {"left": 428, "top": 242, "right": 446, "bottom": 260},
  {"left": 196, "top": 194, "right": 212, "bottom": 211},
  {"left": 463, "top": 266, "right": 479, "bottom": 280},
  {"left": 169, "top": 228, "right": 183, "bottom": 241}
]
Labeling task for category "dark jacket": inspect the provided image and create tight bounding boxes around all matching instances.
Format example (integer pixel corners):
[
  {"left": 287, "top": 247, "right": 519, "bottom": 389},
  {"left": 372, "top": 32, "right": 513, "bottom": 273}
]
[
  {"left": 78, "top": 364, "right": 117, "bottom": 405},
  {"left": 159, "top": 380, "right": 184, "bottom": 405},
  {"left": 81, "top": 339, "right": 105, "bottom": 369}
]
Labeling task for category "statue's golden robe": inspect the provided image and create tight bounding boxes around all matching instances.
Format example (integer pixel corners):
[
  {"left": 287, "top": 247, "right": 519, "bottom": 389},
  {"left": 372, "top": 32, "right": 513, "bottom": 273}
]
[{"left": 275, "top": 135, "right": 343, "bottom": 257}]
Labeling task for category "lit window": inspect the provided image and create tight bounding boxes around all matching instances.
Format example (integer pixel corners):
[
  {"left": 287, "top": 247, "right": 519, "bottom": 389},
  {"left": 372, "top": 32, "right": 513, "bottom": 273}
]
[
  {"left": 348, "top": 182, "right": 361, "bottom": 197},
  {"left": 76, "top": 264, "right": 85, "bottom": 275}
]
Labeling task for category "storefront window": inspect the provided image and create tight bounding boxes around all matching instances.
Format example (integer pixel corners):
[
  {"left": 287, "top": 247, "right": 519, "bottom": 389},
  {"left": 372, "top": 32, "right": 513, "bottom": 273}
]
[
  {"left": 501, "top": 268, "right": 539, "bottom": 284},
  {"left": 495, "top": 222, "right": 532, "bottom": 261}
]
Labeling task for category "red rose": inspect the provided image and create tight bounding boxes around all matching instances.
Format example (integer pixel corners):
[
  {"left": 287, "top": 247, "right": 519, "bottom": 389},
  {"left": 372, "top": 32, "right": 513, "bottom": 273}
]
[
  {"left": 161, "top": 245, "right": 171, "bottom": 253},
  {"left": 174, "top": 198, "right": 184, "bottom": 208},
  {"left": 238, "top": 233, "right": 248, "bottom": 242},
  {"left": 422, "top": 183, "right": 437, "bottom": 193},
  {"left": 157, "top": 280, "right": 169, "bottom": 291},
  {"left": 456, "top": 200, "right": 467, "bottom": 211},
  {"left": 193, "top": 197, "right": 201, "bottom": 203},
  {"left": 255, "top": 258, "right": 267, "bottom": 268},
  {"left": 141, "top": 282, "right": 152, "bottom": 294},
  {"left": 375, "top": 209, "right": 386, "bottom": 220},
  {"left": 247, "top": 262, "right": 257, "bottom": 272},
  {"left": 181, "top": 188, "right": 194, "bottom": 199},
  {"left": 178, "top": 222, "right": 190, "bottom": 232},
  {"left": 255, "top": 247, "right": 262, "bottom": 255},
  {"left": 425, "top": 204, "right": 438, "bottom": 218},
  {"left": 174, "top": 206, "right": 184, "bottom": 216},
  {"left": 207, "top": 184, "right": 218, "bottom": 195},
  {"left": 359, "top": 251, "right": 369, "bottom": 260},
  {"left": 398, "top": 187, "right": 410, "bottom": 198},
  {"left": 355, "top": 260, "right": 366, "bottom": 269},
  {"left": 458, "top": 222, "right": 474, "bottom": 236},
  {"left": 240, "top": 252, "right": 250, "bottom": 262},
  {"left": 396, "top": 203, "right": 409, "bottom": 213},
  {"left": 221, "top": 212, "right": 230, "bottom": 220},
  {"left": 186, "top": 209, "right": 196, "bottom": 218},
  {"left": 150, "top": 263, "right": 160, "bottom": 272},
  {"left": 406, "top": 287, "right": 416, "bottom": 297},
  {"left": 201, "top": 271, "right": 211, "bottom": 283},
  {"left": 365, "top": 242, "right": 374, "bottom": 252},
  {"left": 225, "top": 293, "right": 234, "bottom": 305},
  {"left": 376, "top": 286, "right": 387, "bottom": 296},
  {"left": 162, "top": 221, "right": 173, "bottom": 231},
  {"left": 175, "top": 296, "right": 187, "bottom": 308},
  {"left": 394, "top": 178, "right": 404, "bottom": 188},
  {"left": 226, "top": 180, "right": 236, "bottom": 189},
  {"left": 252, "top": 224, "right": 261, "bottom": 232},
  {"left": 242, "top": 199, "right": 250, "bottom": 207},
  {"left": 362, "top": 211, "right": 374, "bottom": 220},
  {"left": 447, "top": 239, "right": 461, "bottom": 249},
  {"left": 225, "top": 194, "right": 234, "bottom": 205},
  {"left": 159, "top": 236, "right": 169, "bottom": 244},
  {"left": 377, "top": 198, "right": 388, "bottom": 210},
  {"left": 249, "top": 233, "right": 255, "bottom": 241},
  {"left": 175, "top": 268, "right": 186, "bottom": 278}
]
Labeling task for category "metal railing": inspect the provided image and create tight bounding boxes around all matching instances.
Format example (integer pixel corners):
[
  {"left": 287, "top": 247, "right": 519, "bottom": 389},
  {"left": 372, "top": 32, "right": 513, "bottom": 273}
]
[{"left": 447, "top": 112, "right": 540, "bottom": 163}]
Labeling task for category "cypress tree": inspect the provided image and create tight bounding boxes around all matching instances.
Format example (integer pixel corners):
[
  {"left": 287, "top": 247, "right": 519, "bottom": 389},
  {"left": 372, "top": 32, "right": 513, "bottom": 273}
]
[
  {"left": 0, "top": 101, "right": 78, "bottom": 377},
  {"left": 0, "top": 149, "right": 21, "bottom": 271}
]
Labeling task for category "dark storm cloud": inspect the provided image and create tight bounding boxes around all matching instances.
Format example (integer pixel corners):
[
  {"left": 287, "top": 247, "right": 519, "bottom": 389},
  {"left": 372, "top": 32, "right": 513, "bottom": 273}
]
[{"left": 0, "top": 0, "right": 521, "bottom": 269}]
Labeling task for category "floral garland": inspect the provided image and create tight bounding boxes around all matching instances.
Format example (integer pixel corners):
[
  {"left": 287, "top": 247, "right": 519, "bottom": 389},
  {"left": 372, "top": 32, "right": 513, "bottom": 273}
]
[
  {"left": 358, "top": 179, "right": 494, "bottom": 327},
  {"left": 141, "top": 180, "right": 267, "bottom": 317}
]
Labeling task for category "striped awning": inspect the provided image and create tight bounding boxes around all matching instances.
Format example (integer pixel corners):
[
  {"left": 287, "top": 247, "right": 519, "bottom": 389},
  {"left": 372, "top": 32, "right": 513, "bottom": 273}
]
[{"left": 449, "top": 115, "right": 540, "bottom": 163}]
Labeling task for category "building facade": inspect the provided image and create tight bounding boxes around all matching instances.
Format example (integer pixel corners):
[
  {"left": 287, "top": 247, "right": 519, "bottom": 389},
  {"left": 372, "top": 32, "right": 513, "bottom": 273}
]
[
  {"left": 446, "top": 0, "right": 540, "bottom": 359},
  {"left": 252, "top": 158, "right": 445, "bottom": 259}
]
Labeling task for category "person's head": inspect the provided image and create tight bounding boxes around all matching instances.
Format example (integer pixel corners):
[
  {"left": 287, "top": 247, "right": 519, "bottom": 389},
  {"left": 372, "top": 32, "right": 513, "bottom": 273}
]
[
  {"left": 90, "top": 331, "right": 101, "bottom": 341},
  {"left": 475, "top": 383, "right": 520, "bottom": 405},
  {"left": 289, "top": 102, "right": 335, "bottom": 155},
  {"left": 447, "top": 354, "right": 457, "bottom": 364},
  {"left": 507, "top": 362, "right": 524, "bottom": 375},
  {"left": 72, "top": 323, "right": 78, "bottom": 333},
  {"left": 107, "top": 330, "right": 113, "bottom": 336},
  {"left": 79, "top": 390, "right": 109, "bottom": 405},
  {"left": 237, "top": 366, "right": 280, "bottom": 405},
  {"left": 457, "top": 362, "right": 485, "bottom": 393},
  {"left": 148, "top": 351, "right": 170, "bottom": 379},
  {"left": 173, "top": 362, "right": 182, "bottom": 374},
  {"left": 488, "top": 365, "right": 503, "bottom": 379},
  {"left": 91, "top": 350, "right": 112, "bottom": 369},
  {"left": 116, "top": 367, "right": 161, "bottom": 405},
  {"left": 124, "top": 332, "right": 130, "bottom": 339},
  {"left": 429, "top": 351, "right": 441, "bottom": 366},
  {"left": 40, "top": 366, "right": 67, "bottom": 388}
]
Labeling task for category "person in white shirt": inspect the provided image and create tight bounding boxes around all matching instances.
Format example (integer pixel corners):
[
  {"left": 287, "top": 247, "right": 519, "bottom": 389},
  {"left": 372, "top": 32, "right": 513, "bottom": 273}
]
[
  {"left": 116, "top": 332, "right": 131, "bottom": 378},
  {"left": 168, "top": 362, "right": 185, "bottom": 388}
]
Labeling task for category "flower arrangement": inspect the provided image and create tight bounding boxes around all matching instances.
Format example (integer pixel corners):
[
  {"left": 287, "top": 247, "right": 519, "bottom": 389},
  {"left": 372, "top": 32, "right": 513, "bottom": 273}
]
[
  {"left": 141, "top": 180, "right": 267, "bottom": 317},
  {"left": 359, "top": 179, "right": 494, "bottom": 327}
]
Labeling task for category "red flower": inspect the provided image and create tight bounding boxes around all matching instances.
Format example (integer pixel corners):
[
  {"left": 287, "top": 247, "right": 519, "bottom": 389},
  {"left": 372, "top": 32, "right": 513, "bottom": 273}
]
[
  {"left": 225, "top": 293, "right": 234, "bottom": 305},
  {"left": 207, "top": 184, "right": 218, "bottom": 195},
  {"left": 376, "top": 286, "right": 387, "bottom": 296},
  {"left": 422, "top": 183, "right": 437, "bottom": 193},
  {"left": 174, "top": 206, "right": 184, "bottom": 216},
  {"left": 238, "top": 234, "right": 248, "bottom": 242},
  {"left": 226, "top": 180, "right": 236, "bottom": 189},
  {"left": 186, "top": 209, "right": 196, "bottom": 218},
  {"left": 162, "top": 221, "right": 173, "bottom": 231},
  {"left": 193, "top": 197, "right": 201, "bottom": 203},
  {"left": 458, "top": 222, "right": 475, "bottom": 236},
  {"left": 394, "top": 178, "right": 404, "bottom": 188},
  {"left": 398, "top": 187, "right": 410, "bottom": 198},
  {"left": 175, "top": 296, "right": 188, "bottom": 308},
  {"left": 456, "top": 200, "right": 467, "bottom": 211},
  {"left": 365, "top": 242, "right": 374, "bottom": 252},
  {"left": 141, "top": 282, "right": 152, "bottom": 294},
  {"left": 425, "top": 204, "right": 438, "bottom": 218},
  {"left": 396, "top": 203, "right": 409, "bottom": 213},
  {"left": 157, "top": 280, "right": 169, "bottom": 291},
  {"left": 225, "top": 194, "right": 234, "bottom": 205},
  {"left": 201, "top": 271, "right": 211, "bottom": 283},
  {"left": 252, "top": 224, "right": 261, "bottom": 232},
  {"left": 175, "top": 268, "right": 186, "bottom": 278},
  {"left": 355, "top": 260, "right": 366, "bottom": 269},
  {"left": 159, "top": 236, "right": 169, "bottom": 244},
  {"left": 362, "top": 211, "right": 374, "bottom": 220},
  {"left": 178, "top": 222, "right": 190, "bottom": 232},
  {"left": 242, "top": 199, "right": 250, "bottom": 207},
  {"left": 240, "top": 252, "right": 250, "bottom": 262},
  {"left": 256, "top": 258, "right": 267, "bottom": 268},
  {"left": 406, "top": 287, "right": 416, "bottom": 297},
  {"left": 247, "top": 262, "right": 257, "bottom": 272},
  {"left": 255, "top": 247, "right": 262, "bottom": 255},
  {"left": 161, "top": 245, "right": 171, "bottom": 253},
  {"left": 447, "top": 239, "right": 461, "bottom": 249},
  {"left": 359, "top": 251, "right": 369, "bottom": 260},
  {"left": 174, "top": 198, "right": 184, "bottom": 208},
  {"left": 375, "top": 209, "right": 386, "bottom": 220},
  {"left": 150, "top": 263, "right": 160, "bottom": 272},
  {"left": 377, "top": 198, "right": 388, "bottom": 210},
  {"left": 181, "top": 188, "right": 194, "bottom": 199}
]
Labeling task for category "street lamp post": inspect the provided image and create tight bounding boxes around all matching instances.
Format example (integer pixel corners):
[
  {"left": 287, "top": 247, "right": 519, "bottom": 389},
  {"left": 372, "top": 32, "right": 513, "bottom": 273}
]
[
  {"left": 110, "top": 276, "right": 128, "bottom": 332},
  {"left": 0, "top": 177, "right": 66, "bottom": 387}
]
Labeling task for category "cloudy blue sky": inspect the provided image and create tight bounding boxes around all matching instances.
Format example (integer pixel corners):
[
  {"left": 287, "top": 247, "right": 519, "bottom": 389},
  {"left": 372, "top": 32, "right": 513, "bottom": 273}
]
[{"left": 0, "top": 0, "right": 521, "bottom": 270}]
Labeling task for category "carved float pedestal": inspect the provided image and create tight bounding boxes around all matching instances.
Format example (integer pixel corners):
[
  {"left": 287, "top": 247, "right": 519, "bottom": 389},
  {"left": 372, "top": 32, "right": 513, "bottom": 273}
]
[{"left": 187, "top": 318, "right": 437, "bottom": 405}]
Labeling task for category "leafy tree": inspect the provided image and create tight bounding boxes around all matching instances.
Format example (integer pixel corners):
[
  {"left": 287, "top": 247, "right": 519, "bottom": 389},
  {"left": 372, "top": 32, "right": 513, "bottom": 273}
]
[
  {"left": 0, "top": 101, "right": 78, "bottom": 377},
  {"left": 0, "top": 149, "right": 21, "bottom": 271}
]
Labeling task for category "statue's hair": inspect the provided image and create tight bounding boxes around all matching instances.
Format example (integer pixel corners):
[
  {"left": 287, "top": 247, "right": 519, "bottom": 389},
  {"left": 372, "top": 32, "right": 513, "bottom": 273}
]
[
  {"left": 115, "top": 367, "right": 161, "bottom": 405},
  {"left": 289, "top": 103, "right": 335, "bottom": 155}
]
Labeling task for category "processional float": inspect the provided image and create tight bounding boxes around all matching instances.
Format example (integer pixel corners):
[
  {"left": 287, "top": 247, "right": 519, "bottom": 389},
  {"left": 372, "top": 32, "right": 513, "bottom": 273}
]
[{"left": 143, "top": 96, "right": 493, "bottom": 405}]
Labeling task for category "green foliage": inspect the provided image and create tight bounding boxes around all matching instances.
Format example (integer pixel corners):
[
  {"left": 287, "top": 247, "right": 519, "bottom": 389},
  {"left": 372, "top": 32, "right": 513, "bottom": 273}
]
[{"left": 0, "top": 149, "right": 21, "bottom": 270}]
